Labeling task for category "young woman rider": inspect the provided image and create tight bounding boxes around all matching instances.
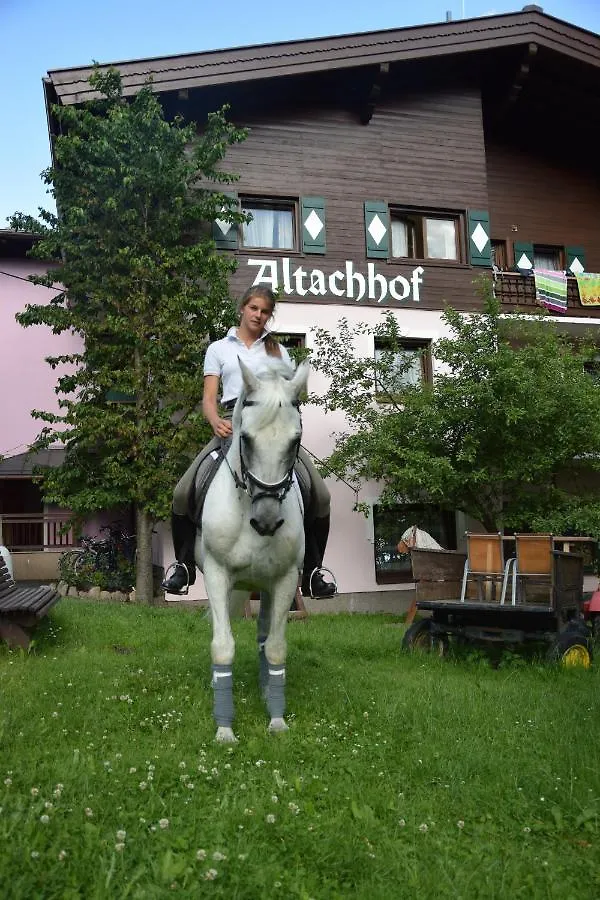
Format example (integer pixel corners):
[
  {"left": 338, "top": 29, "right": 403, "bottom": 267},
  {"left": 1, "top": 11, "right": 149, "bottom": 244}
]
[{"left": 162, "top": 285, "right": 336, "bottom": 599}]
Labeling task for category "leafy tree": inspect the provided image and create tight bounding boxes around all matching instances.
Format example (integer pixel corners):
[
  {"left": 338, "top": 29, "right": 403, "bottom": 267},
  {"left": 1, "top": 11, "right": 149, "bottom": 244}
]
[
  {"left": 311, "top": 286, "right": 600, "bottom": 535},
  {"left": 10, "top": 68, "right": 247, "bottom": 602}
]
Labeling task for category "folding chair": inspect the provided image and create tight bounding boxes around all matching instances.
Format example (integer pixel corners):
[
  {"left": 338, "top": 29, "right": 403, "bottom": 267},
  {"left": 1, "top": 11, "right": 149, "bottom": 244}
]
[
  {"left": 460, "top": 533, "right": 515, "bottom": 604},
  {"left": 511, "top": 534, "right": 554, "bottom": 606}
]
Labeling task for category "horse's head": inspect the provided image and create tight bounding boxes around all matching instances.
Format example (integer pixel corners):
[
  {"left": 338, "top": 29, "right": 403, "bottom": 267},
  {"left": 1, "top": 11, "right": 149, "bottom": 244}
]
[
  {"left": 235, "top": 358, "right": 309, "bottom": 536},
  {"left": 397, "top": 524, "right": 418, "bottom": 554}
]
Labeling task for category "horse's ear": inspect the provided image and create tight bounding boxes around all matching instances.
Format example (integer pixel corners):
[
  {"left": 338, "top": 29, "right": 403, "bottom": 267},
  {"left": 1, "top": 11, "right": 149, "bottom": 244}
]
[
  {"left": 239, "top": 357, "right": 260, "bottom": 395},
  {"left": 290, "top": 360, "right": 310, "bottom": 397}
]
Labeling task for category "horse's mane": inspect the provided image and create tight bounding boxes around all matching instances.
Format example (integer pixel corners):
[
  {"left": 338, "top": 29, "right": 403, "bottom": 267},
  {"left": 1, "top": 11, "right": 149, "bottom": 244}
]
[{"left": 234, "top": 360, "right": 298, "bottom": 430}]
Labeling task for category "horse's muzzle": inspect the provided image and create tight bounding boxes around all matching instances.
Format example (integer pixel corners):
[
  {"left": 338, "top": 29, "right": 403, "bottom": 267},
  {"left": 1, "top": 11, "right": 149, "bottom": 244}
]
[{"left": 250, "top": 516, "right": 284, "bottom": 536}]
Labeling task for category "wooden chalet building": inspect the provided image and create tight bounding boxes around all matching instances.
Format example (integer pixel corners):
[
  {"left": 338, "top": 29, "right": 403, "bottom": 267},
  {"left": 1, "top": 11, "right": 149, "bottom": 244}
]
[{"left": 37, "top": 5, "right": 600, "bottom": 600}]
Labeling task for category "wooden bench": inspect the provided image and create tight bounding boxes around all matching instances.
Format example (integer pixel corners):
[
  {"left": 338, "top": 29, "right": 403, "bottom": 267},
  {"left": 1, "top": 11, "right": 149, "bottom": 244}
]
[{"left": 0, "top": 553, "right": 61, "bottom": 649}]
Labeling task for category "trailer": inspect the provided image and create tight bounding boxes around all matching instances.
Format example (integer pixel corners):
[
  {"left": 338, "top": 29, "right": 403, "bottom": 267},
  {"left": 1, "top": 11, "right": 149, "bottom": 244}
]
[{"left": 402, "top": 540, "right": 593, "bottom": 666}]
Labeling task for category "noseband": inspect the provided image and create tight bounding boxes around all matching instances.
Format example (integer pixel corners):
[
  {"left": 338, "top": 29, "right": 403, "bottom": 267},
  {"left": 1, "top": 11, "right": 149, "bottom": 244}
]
[{"left": 228, "top": 398, "right": 300, "bottom": 503}]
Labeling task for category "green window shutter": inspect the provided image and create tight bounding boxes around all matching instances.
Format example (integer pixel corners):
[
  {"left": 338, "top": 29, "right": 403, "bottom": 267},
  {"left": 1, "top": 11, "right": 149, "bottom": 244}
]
[
  {"left": 212, "top": 191, "right": 238, "bottom": 249},
  {"left": 364, "top": 201, "right": 389, "bottom": 259},
  {"left": 565, "top": 246, "right": 586, "bottom": 275},
  {"left": 467, "top": 210, "right": 492, "bottom": 267},
  {"left": 301, "top": 196, "right": 326, "bottom": 254},
  {"left": 513, "top": 241, "right": 534, "bottom": 272}
]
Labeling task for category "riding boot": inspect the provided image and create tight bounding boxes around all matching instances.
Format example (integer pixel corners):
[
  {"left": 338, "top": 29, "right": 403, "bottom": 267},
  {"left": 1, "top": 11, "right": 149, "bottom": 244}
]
[
  {"left": 161, "top": 512, "right": 197, "bottom": 595},
  {"left": 301, "top": 514, "right": 337, "bottom": 598}
]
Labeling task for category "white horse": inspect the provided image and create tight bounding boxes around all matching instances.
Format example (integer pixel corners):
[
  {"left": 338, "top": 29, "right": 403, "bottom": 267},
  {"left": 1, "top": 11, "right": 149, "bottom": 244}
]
[
  {"left": 199, "top": 358, "right": 309, "bottom": 743},
  {"left": 397, "top": 524, "right": 444, "bottom": 555}
]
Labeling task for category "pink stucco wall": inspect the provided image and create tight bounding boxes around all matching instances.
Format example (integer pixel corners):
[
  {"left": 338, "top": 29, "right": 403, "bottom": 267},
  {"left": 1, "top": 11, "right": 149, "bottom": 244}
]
[{"left": 0, "top": 260, "right": 82, "bottom": 456}]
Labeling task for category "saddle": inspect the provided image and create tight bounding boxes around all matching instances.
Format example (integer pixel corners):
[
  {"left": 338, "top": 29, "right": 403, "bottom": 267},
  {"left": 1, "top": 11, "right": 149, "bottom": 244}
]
[{"left": 188, "top": 442, "right": 312, "bottom": 527}]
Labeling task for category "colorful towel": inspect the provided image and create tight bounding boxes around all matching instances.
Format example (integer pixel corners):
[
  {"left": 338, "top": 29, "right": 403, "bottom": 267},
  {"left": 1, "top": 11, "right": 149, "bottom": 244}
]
[
  {"left": 534, "top": 268, "right": 567, "bottom": 314},
  {"left": 575, "top": 273, "right": 600, "bottom": 306}
]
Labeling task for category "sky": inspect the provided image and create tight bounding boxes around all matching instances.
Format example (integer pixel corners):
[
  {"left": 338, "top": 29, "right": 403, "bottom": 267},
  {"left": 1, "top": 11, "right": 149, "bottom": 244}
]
[{"left": 1, "top": 0, "right": 599, "bottom": 226}]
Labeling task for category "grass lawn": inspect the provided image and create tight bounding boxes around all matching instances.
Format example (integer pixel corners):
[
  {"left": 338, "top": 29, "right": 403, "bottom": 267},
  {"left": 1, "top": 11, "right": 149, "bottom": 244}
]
[{"left": 1, "top": 599, "right": 600, "bottom": 899}]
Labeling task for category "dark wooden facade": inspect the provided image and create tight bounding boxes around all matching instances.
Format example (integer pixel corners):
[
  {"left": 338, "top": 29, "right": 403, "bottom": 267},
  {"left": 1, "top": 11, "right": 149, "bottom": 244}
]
[{"left": 44, "top": 9, "right": 600, "bottom": 317}]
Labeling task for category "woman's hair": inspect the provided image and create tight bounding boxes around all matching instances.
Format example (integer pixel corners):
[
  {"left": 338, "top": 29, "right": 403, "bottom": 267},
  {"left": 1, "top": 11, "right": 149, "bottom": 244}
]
[{"left": 238, "top": 286, "right": 281, "bottom": 357}]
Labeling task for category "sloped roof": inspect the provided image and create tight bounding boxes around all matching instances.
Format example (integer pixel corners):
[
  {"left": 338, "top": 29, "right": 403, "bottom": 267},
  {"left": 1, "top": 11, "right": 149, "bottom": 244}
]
[
  {"left": 45, "top": 8, "right": 600, "bottom": 105},
  {"left": 0, "top": 449, "right": 65, "bottom": 477}
]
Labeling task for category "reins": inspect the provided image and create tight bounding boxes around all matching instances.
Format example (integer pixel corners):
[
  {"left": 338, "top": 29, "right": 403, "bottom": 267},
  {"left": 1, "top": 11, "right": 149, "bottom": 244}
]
[{"left": 224, "top": 397, "right": 299, "bottom": 503}]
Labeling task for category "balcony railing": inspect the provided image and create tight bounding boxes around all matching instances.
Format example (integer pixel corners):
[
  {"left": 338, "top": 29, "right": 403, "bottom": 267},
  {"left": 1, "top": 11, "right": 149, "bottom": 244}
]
[
  {"left": 0, "top": 514, "right": 74, "bottom": 552},
  {"left": 494, "top": 272, "right": 597, "bottom": 318}
]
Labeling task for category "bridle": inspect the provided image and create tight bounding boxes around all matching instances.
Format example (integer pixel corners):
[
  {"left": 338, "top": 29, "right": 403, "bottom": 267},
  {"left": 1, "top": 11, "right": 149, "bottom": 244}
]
[{"left": 226, "top": 398, "right": 300, "bottom": 504}]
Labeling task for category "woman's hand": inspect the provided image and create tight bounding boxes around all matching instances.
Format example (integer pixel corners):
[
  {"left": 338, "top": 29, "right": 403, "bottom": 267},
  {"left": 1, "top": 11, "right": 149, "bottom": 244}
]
[{"left": 213, "top": 417, "right": 233, "bottom": 439}]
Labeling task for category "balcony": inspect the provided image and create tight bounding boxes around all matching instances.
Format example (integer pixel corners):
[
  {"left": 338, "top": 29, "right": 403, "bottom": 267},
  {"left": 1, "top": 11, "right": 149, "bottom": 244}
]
[{"left": 494, "top": 272, "right": 600, "bottom": 319}]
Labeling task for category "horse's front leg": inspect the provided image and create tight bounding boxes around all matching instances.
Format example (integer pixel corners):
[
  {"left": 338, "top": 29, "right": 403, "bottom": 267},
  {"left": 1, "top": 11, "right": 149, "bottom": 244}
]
[
  {"left": 264, "top": 569, "right": 299, "bottom": 734},
  {"left": 203, "top": 558, "right": 237, "bottom": 743}
]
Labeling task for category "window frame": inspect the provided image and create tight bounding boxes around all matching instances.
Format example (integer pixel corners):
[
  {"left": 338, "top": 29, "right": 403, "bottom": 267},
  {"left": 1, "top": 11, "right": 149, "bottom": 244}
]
[
  {"left": 373, "top": 503, "right": 457, "bottom": 584},
  {"left": 374, "top": 337, "right": 432, "bottom": 400},
  {"left": 240, "top": 196, "right": 299, "bottom": 253},
  {"left": 533, "top": 244, "right": 564, "bottom": 272},
  {"left": 491, "top": 239, "right": 508, "bottom": 271},
  {"left": 389, "top": 206, "right": 464, "bottom": 264}
]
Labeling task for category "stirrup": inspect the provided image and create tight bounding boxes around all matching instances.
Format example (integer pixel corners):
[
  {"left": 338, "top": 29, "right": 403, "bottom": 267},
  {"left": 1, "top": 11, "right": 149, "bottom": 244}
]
[
  {"left": 162, "top": 562, "right": 190, "bottom": 599},
  {"left": 308, "top": 567, "right": 338, "bottom": 598}
]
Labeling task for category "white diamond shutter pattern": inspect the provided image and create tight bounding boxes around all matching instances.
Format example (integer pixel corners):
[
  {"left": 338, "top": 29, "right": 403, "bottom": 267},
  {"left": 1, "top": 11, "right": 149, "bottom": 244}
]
[
  {"left": 565, "top": 246, "right": 586, "bottom": 275},
  {"left": 212, "top": 192, "right": 238, "bottom": 249},
  {"left": 364, "top": 201, "right": 390, "bottom": 259},
  {"left": 301, "top": 197, "right": 326, "bottom": 254},
  {"left": 467, "top": 210, "right": 491, "bottom": 267},
  {"left": 513, "top": 241, "right": 534, "bottom": 272}
]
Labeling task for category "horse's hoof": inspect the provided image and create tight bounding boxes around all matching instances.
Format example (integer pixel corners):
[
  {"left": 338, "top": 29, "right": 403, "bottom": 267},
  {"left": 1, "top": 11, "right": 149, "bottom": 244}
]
[
  {"left": 215, "top": 726, "right": 238, "bottom": 743},
  {"left": 268, "top": 717, "right": 289, "bottom": 734}
]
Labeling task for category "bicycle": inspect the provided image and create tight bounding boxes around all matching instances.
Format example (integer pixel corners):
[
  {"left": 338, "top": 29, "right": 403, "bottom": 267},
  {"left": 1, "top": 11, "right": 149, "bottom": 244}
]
[{"left": 60, "top": 523, "right": 137, "bottom": 582}]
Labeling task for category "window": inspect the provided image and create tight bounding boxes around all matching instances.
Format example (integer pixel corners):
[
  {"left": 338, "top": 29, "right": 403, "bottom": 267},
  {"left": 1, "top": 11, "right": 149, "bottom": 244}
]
[
  {"left": 391, "top": 209, "right": 461, "bottom": 262},
  {"left": 373, "top": 504, "right": 456, "bottom": 583},
  {"left": 374, "top": 338, "right": 432, "bottom": 397},
  {"left": 491, "top": 240, "right": 507, "bottom": 270},
  {"left": 274, "top": 332, "right": 309, "bottom": 364},
  {"left": 241, "top": 198, "right": 296, "bottom": 250},
  {"left": 534, "top": 245, "right": 563, "bottom": 271}
]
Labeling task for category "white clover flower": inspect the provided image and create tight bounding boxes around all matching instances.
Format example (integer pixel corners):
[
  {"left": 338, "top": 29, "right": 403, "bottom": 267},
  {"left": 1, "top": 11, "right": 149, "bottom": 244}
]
[
  {"left": 31, "top": 851, "right": 39, "bottom": 859},
  {"left": 418, "top": 823, "right": 428, "bottom": 833},
  {"left": 116, "top": 829, "right": 126, "bottom": 841},
  {"left": 457, "top": 820, "right": 465, "bottom": 829},
  {"left": 40, "top": 814, "right": 50, "bottom": 824},
  {"left": 31, "top": 787, "right": 40, "bottom": 797},
  {"left": 523, "top": 826, "right": 531, "bottom": 834},
  {"left": 196, "top": 849, "right": 207, "bottom": 861},
  {"left": 129, "top": 767, "right": 137, "bottom": 774},
  {"left": 4, "top": 778, "right": 12, "bottom": 787},
  {"left": 266, "top": 814, "right": 276, "bottom": 824},
  {"left": 139, "top": 782, "right": 148, "bottom": 790},
  {"left": 85, "top": 808, "right": 93, "bottom": 818},
  {"left": 271, "top": 795, "right": 279, "bottom": 804},
  {"left": 159, "top": 818, "right": 169, "bottom": 830},
  {"left": 213, "top": 851, "right": 227, "bottom": 861},
  {"left": 288, "top": 803, "right": 300, "bottom": 815},
  {"left": 398, "top": 818, "right": 406, "bottom": 827},
  {"left": 204, "top": 869, "right": 218, "bottom": 880},
  {"left": 115, "top": 842, "right": 125, "bottom": 852},
  {"left": 58, "top": 850, "right": 67, "bottom": 861}
]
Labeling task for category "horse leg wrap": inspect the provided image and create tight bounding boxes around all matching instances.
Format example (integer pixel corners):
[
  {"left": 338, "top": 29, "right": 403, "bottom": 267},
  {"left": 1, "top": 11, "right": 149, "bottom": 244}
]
[
  {"left": 212, "top": 665, "right": 234, "bottom": 727},
  {"left": 266, "top": 666, "right": 286, "bottom": 720},
  {"left": 258, "top": 640, "right": 269, "bottom": 694}
]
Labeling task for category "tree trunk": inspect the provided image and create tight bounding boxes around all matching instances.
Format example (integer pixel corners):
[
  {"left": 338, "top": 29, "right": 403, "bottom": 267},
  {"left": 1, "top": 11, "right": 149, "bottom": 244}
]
[{"left": 135, "top": 506, "right": 156, "bottom": 604}]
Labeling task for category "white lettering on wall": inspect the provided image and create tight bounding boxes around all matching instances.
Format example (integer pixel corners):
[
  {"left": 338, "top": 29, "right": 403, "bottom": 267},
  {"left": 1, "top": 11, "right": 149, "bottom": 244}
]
[{"left": 247, "top": 258, "right": 424, "bottom": 303}]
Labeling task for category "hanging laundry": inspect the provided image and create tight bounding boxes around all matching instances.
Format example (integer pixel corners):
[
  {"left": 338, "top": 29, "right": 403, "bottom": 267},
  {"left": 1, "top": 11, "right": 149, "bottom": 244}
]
[
  {"left": 575, "top": 273, "right": 600, "bottom": 306},
  {"left": 534, "top": 268, "right": 568, "bottom": 313}
]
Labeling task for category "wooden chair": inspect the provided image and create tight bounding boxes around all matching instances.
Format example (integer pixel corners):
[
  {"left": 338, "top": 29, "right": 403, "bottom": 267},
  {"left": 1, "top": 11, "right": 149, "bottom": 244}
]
[
  {"left": 511, "top": 534, "right": 554, "bottom": 605},
  {"left": 460, "top": 533, "right": 514, "bottom": 604}
]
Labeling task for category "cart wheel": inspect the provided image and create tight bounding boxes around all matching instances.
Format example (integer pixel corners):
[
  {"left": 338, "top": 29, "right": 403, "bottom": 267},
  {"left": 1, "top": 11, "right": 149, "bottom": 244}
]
[
  {"left": 548, "top": 631, "right": 593, "bottom": 668},
  {"left": 402, "top": 620, "right": 448, "bottom": 657}
]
